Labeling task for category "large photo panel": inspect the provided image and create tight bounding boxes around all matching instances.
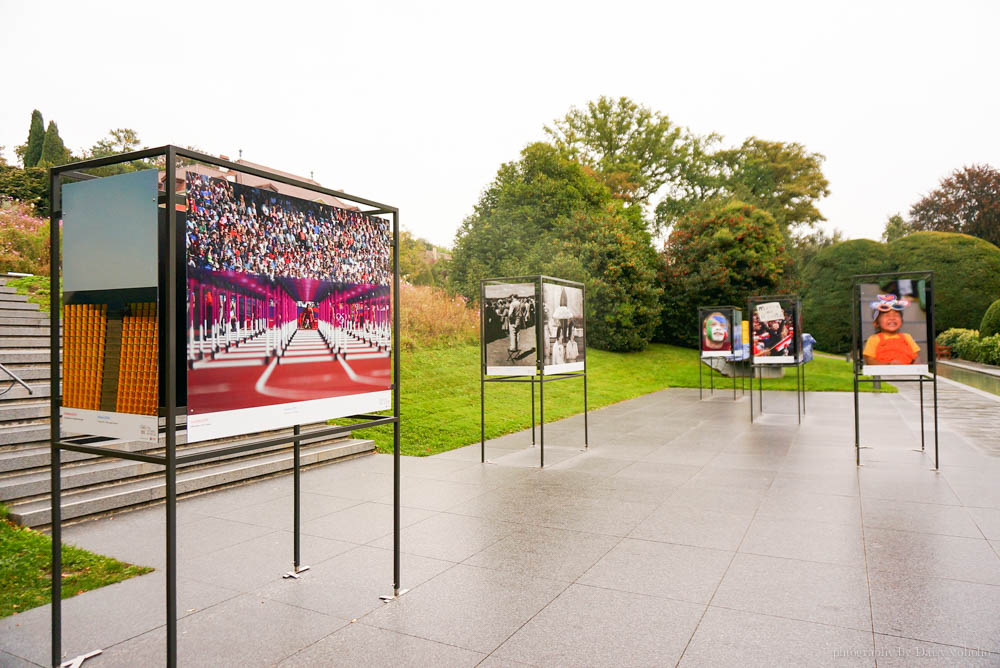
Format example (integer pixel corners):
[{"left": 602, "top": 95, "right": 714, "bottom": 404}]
[
  {"left": 856, "top": 278, "right": 931, "bottom": 376},
  {"left": 542, "top": 281, "right": 585, "bottom": 374},
  {"left": 60, "top": 169, "right": 161, "bottom": 443},
  {"left": 750, "top": 298, "right": 800, "bottom": 365},
  {"left": 185, "top": 172, "right": 391, "bottom": 442},
  {"left": 483, "top": 282, "right": 538, "bottom": 376},
  {"left": 699, "top": 307, "right": 735, "bottom": 358}
]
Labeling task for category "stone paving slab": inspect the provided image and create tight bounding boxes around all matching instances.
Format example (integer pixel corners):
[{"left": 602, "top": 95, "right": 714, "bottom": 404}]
[{"left": 2, "top": 385, "right": 1000, "bottom": 666}]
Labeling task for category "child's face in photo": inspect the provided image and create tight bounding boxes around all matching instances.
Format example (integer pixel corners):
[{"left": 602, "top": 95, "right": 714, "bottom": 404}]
[{"left": 877, "top": 310, "right": 902, "bottom": 333}]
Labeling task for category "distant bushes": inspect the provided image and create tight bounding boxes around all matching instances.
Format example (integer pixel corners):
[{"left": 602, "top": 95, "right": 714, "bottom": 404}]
[
  {"left": 0, "top": 198, "right": 50, "bottom": 275},
  {"left": 800, "top": 239, "right": 890, "bottom": 353},
  {"left": 888, "top": 232, "right": 1000, "bottom": 333},
  {"left": 937, "top": 328, "right": 1000, "bottom": 366},
  {"left": 980, "top": 298, "right": 1000, "bottom": 337}
]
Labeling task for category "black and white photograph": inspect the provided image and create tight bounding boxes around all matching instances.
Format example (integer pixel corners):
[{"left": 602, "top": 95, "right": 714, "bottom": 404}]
[
  {"left": 483, "top": 282, "right": 538, "bottom": 375},
  {"left": 542, "top": 281, "right": 585, "bottom": 373}
]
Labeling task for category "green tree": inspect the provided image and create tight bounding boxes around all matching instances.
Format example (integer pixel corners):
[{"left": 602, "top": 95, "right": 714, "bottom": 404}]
[
  {"left": 908, "top": 164, "right": 1000, "bottom": 247},
  {"left": 888, "top": 231, "right": 1000, "bottom": 333},
  {"left": 789, "top": 227, "right": 844, "bottom": 279},
  {"left": 449, "top": 142, "right": 662, "bottom": 351},
  {"left": 656, "top": 138, "right": 829, "bottom": 236},
  {"left": 800, "top": 239, "right": 891, "bottom": 353},
  {"left": 881, "top": 213, "right": 910, "bottom": 243},
  {"left": 86, "top": 128, "right": 142, "bottom": 158},
  {"left": 36, "top": 121, "right": 71, "bottom": 168},
  {"left": 545, "top": 96, "right": 710, "bottom": 222},
  {"left": 656, "top": 199, "right": 792, "bottom": 347},
  {"left": 21, "top": 110, "right": 46, "bottom": 168}
]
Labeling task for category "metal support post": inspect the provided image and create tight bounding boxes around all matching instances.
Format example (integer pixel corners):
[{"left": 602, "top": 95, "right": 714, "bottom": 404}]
[
  {"left": 919, "top": 376, "right": 925, "bottom": 452},
  {"left": 480, "top": 376, "right": 485, "bottom": 463},
  {"left": 933, "top": 372, "right": 939, "bottom": 470},
  {"left": 583, "top": 371, "right": 589, "bottom": 448},
  {"left": 539, "top": 376, "right": 545, "bottom": 468},
  {"left": 531, "top": 380, "right": 536, "bottom": 445},
  {"left": 699, "top": 355, "right": 703, "bottom": 400},
  {"left": 796, "top": 364, "right": 801, "bottom": 424},
  {"left": 854, "top": 374, "right": 861, "bottom": 466},
  {"left": 283, "top": 424, "right": 309, "bottom": 578}
]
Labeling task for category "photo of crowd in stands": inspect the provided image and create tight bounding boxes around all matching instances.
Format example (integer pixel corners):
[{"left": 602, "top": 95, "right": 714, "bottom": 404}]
[
  {"left": 184, "top": 172, "right": 391, "bottom": 442},
  {"left": 856, "top": 278, "right": 931, "bottom": 375},
  {"left": 483, "top": 283, "right": 537, "bottom": 375},
  {"left": 542, "top": 282, "right": 585, "bottom": 373},
  {"left": 751, "top": 300, "right": 800, "bottom": 364}
]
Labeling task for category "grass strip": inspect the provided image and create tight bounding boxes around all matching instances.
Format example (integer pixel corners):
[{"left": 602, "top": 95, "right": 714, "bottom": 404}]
[
  {"left": 0, "top": 505, "right": 152, "bottom": 618},
  {"left": 336, "top": 342, "right": 893, "bottom": 457}
]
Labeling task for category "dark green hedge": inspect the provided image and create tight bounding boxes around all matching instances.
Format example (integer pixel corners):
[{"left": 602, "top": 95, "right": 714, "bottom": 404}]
[
  {"left": 888, "top": 232, "right": 1000, "bottom": 333},
  {"left": 800, "top": 239, "right": 890, "bottom": 353},
  {"left": 980, "top": 298, "right": 1000, "bottom": 337}
]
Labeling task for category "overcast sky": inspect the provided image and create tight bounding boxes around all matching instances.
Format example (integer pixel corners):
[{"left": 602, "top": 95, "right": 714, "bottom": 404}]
[{"left": 2, "top": 1, "right": 995, "bottom": 248}]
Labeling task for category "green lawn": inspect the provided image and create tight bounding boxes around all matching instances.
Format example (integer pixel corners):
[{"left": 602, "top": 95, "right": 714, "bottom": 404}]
[
  {"left": 338, "top": 343, "right": 893, "bottom": 456},
  {"left": 0, "top": 505, "right": 152, "bottom": 618}
]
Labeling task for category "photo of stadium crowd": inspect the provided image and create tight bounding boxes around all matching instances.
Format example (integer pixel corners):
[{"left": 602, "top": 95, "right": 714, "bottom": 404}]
[{"left": 184, "top": 172, "right": 391, "bottom": 442}]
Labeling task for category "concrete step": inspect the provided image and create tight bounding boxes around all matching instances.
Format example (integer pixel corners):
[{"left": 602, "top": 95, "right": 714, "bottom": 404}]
[
  {"left": 0, "top": 401, "right": 51, "bottom": 422},
  {"left": 0, "top": 383, "right": 51, "bottom": 401},
  {"left": 0, "top": 301, "right": 41, "bottom": 311},
  {"left": 0, "top": 286, "right": 19, "bottom": 294},
  {"left": 0, "top": 349, "right": 56, "bottom": 364},
  {"left": 0, "top": 336, "right": 53, "bottom": 348},
  {"left": 0, "top": 366, "right": 55, "bottom": 382},
  {"left": 0, "top": 424, "right": 50, "bottom": 446},
  {"left": 0, "top": 429, "right": 357, "bottom": 499},
  {"left": 0, "top": 292, "right": 32, "bottom": 303},
  {"left": 0, "top": 325, "right": 52, "bottom": 337},
  {"left": 6, "top": 437, "right": 375, "bottom": 526},
  {"left": 0, "top": 438, "right": 155, "bottom": 473},
  {"left": 0, "top": 315, "right": 52, "bottom": 326}
]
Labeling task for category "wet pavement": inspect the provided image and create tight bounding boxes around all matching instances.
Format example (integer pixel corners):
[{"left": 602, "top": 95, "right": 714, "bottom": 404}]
[{"left": 2, "top": 386, "right": 999, "bottom": 667}]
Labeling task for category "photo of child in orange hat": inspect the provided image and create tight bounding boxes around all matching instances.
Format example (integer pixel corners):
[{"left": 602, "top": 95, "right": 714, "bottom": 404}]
[{"left": 863, "top": 294, "right": 920, "bottom": 365}]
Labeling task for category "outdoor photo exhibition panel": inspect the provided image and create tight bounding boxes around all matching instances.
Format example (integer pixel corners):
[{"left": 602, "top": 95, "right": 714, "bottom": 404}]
[
  {"left": 542, "top": 280, "right": 585, "bottom": 374},
  {"left": 60, "top": 168, "right": 162, "bottom": 444},
  {"left": 748, "top": 295, "right": 806, "bottom": 423},
  {"left": 480, "top": 275, "right": 588, "bottom": 467},
  {"left": 184, "top": 171, "right": 391, "bottom": 442},
  {"left": 49, "top": 147, "right": 402, "bottom": 668},
  {"left": 851, "top": 271, "right": 939, "bottom": 468},
  {"left": 697, "top": 305, "right": 745, "bottom": 400}
]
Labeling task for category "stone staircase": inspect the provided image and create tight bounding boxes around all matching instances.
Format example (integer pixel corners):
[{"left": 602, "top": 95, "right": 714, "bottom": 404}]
[{"left": 0, "top": 276, "right": 376, "bottom": 528}]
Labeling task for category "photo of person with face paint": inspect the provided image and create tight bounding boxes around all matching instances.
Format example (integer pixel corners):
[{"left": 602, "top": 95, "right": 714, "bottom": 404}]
[{"left": 700, "top": 310, "right": 733, "bottom": 358}]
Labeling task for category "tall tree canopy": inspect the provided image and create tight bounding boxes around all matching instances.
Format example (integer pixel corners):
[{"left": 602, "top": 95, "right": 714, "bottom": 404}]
[
  {"left": 37, "top": 121, "right": 71, "bottom": 167},
  {"left": 544, "top": 96, "right": 708, "bottom": 217},
  {"left": 21, "top": 110, "right": 45, "bottom": 168},
  {"left": 449, "top": 142, "right": 661, "bottom": 351},
  {"left": 908, "top": 164, "right": 1000, "bottom": 247},
  {"left": 656, "top": 138, "right": 830, "bottom": 235},
  {"left": 881, "top": 213, "right": 910, "bottom": 243}
]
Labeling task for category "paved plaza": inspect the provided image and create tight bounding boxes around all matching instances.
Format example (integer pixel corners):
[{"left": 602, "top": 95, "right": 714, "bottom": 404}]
[{"left": 2, "top": 386, "right": 1000, "bottom": 667}]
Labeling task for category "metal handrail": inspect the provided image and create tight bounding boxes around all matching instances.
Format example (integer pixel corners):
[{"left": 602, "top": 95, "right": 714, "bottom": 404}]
[{"left": 0, "top": 361, "right": 32, "bottom": 397}]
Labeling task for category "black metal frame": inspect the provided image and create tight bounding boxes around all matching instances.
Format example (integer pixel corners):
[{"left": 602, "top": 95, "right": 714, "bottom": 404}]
[
  {"left": 850, "top": 271, "right": 939, "bottom": 468},
  {"left": 48, "top": 146, "right": 403, "bottom": 667},
  {"left": 747, "top": 294, "right": 807, "bottom": 424},
  {"left": 479, "top": 275, "right": 588, "bottom": 468},
  {"left": 697, "top": 305, "right": 746, "bottom": 401}
]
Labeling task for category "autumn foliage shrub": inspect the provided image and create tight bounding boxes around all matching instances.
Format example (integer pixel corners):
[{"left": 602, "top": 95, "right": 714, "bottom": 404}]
[{"left": 399, "top": 284, "right": 478, "bottom": 351}]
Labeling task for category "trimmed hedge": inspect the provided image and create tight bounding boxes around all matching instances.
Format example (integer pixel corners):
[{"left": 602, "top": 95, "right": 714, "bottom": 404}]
[
  {"left": 800, "top": 239, "right": 890, "bottom": 353},
  {"left": 888, "top": 232, "right": 1000, "bottom": 333},
  {"left": 936, "top": 328, "right": 1000, "bottom": 366},
  {"left": 980, "top": 298, "right": 1000, "bottom": 337}
]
